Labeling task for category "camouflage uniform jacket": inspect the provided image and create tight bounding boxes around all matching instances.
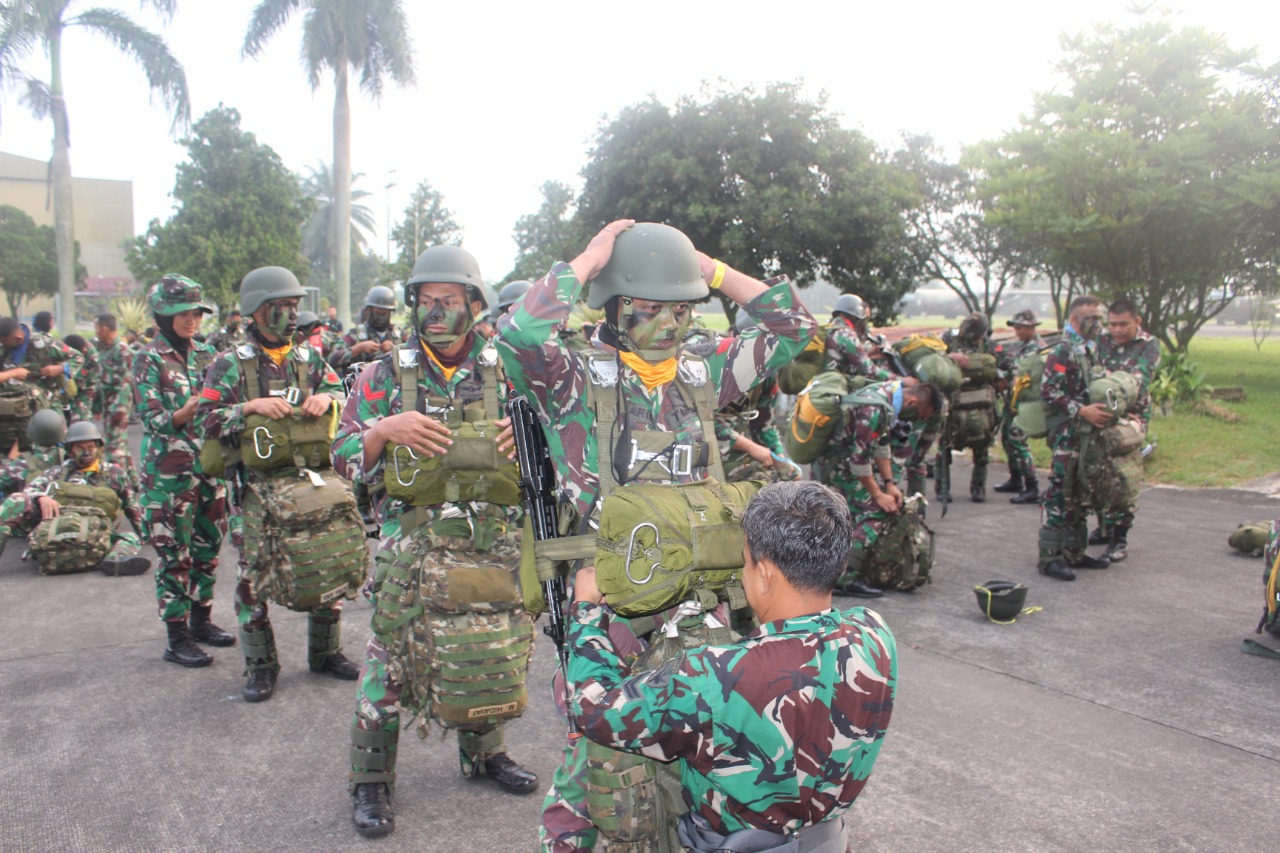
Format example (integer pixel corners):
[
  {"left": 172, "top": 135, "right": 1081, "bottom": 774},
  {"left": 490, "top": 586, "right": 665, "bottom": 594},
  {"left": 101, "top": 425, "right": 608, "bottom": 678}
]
[
  {"left": 818, "top": 380, "right": 898, "bottom": 480},
  {"left": 193, "top": 336, "right": 344, "bottom": 483},
  {"left": 567, "top": 602, "right": 897, "bottom": 835},
  {"left": 823, "top": 322, "right": 892, "bottom": 382},
  {"left": 2, "top": 327, "right": 81, "bottom": 408},
  {"left": 93, "top": 338, "right": 134, "bottom": 422},
  {"left": 331, "top": 333, "right": 517, "bottom": 530},
  {"left": 714, "top": 381, "right": 786, "bottom": 458},
  {"left": 1098, "top": 330, "right": 1160, "bottom": 426},
  {"left": 1040, "top": 324, "right": 1097, "bottom": 423},
  {"left": 68, "top": 343, "right": 99, "bottom": 420},
  {"left": 205, "top": 324, "right": 247, "bottom": 356},
  {"left": 0, "top": 445, "right": 64, "bottom": 494},
  {"left": 27, "top": 459, "right": 144, "bottom": 528},
  {"left": 495, "top": 263, "right": 817, "bottom": 520},
  {"left": 328, "top": 322, "right": 399, "bottom": 373},
  {"left": 993, "top": 334, "right": 1046, "bottom": 376},
  {"left": 132, "top": 337, "right": 219, "bottom": 477}
]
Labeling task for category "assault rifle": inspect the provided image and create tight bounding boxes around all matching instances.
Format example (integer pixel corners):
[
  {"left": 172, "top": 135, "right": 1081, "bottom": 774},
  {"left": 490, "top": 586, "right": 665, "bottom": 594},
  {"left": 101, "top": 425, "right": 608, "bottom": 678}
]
[{"left": 507, "top": 394, "right": 578, "bottom": 737}]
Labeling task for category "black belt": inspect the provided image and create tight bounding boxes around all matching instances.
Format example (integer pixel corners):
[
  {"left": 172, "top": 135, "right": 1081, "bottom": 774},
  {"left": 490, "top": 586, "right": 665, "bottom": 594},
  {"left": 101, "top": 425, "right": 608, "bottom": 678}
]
[{"left": 677, "top": 811, "right": 846, "bottom": 853}]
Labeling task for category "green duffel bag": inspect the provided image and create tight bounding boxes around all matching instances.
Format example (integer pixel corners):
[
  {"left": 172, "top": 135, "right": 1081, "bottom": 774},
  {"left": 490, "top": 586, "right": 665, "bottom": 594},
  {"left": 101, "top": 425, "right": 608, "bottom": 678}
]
[
  {"left": 384, "top": 419, "right": 522, "bottom": 507},
  {"left": 1088, "top": 370, "right": 1141, "bottom": 416},
  {"left": 776, "top": 326, "right": 829, "bottom": 395},
  {"left": 594, "top": 478, "right": 764, "bottom": 617},
  {"left": 961, "top": 352, "right": 998, "bottom": 385},
  {"left": 240, "top": 404, "right": 337, "bottom": 471},
  {"left": 1228, "top": 521, "right": 1271, "bottom": 556},
  {"left": 1080, "top": 421, "right": 1144, "bottom": 513},
  {"left": 30, "top": 508, "right": 113, "bottom": 575},
  {"left": 1013, "top": 399, "right": 1049, "bottom": 439},
  {"left": 894, "top": 336, "right": 962, "bottom": 393}
]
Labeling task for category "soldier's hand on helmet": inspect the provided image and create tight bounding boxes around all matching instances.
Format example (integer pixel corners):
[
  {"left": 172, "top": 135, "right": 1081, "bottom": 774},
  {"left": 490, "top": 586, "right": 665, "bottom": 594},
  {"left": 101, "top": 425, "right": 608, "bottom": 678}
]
[
  {"left": 243, "top": 397, "right": 293, "bottom": 419},
  {"left": 572, "top": 565, "right": 604, "bottom": 605},
  {"left": 300, "top": 393, "right": 333, "bottom": 418},
  {"left": 1080, "top": 403, "right": 1114, "bottom": 428},
  {"left": 40, "top": 364, "right": 64, "bottom": 379},
  {"left": 873, "top": 490, "right": 901, "bottom": 514},
  {"left": 948, "top": 352, "right": 971, "bottom": 369},
  {"left": 374, "top": 412, "right": 453, "bottom": 457},
  {"left": 351, "top": 340, "right": 381, "bottom": 357},
  {"left": 493, "top": 417, "right": 517, "bottom": 460},
  {"left": 38, "top": 495, "right": 61, "bottom": 520},
  {"left": 571, "top": 219, "right": 635, "bottom": 282}
]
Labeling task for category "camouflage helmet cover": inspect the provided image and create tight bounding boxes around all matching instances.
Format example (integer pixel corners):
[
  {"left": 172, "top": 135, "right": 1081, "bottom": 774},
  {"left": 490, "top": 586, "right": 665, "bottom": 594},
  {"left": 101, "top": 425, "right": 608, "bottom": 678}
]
[{"left": 148, "top": 275, "right": 213, "bottom": 317}]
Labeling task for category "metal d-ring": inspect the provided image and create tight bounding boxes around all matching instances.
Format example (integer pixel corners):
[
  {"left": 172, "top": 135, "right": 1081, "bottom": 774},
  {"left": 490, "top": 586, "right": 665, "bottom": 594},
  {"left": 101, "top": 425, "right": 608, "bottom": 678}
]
[
  {"left": 251, "top": 426, "right": 276, "bottom": 459},
  {"left": 1107, "top": 387, "right": 1119, "bottom": 412},
  {"left": 392, "top": 445, "right": 421, "bottom": 487},
  {"left": 625, "top": 522, "right": 661, "bottom": 585}
]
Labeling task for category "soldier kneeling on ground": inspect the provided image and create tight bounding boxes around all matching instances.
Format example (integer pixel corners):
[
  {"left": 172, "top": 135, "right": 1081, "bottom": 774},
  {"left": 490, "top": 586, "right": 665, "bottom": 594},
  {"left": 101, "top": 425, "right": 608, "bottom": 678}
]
[{"left": 0, "top": 420, "right": 149, "bottom": 576}]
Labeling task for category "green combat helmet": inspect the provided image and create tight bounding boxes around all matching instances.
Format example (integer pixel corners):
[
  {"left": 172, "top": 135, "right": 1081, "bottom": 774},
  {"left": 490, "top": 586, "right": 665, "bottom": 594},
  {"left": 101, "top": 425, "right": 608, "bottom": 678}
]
[
  {"left": 296, "top": 310, "right": 322, "bottom": 333},
  {"left": 65, "top": 420, "right": 105, "bottom": 445},
  {"left": 149, "top": 274, "right": 214, "bottom": 317},
  {"left": 831, "top": 293, "right": 869, "bottom": 321},
  {"left": 404, "top": 245, "right": 488, "bottom": 310},
  {"left": 974, "top": 580, "right": 1029, "bottom": 624},
  {"left": 363, "top": 285, "right": 396, "bottom": 312},
  {"left": 490, "top": 280, "right": 532, "bottom": 322},
  {"left": 587, "top": 222, "right": 708, "bottom": 309},
  {"left": 27, "top": 408, "right": 67, "bottom": 447},
  {"left": 240, "top": 266, "right": 307, "bottom": 315}
]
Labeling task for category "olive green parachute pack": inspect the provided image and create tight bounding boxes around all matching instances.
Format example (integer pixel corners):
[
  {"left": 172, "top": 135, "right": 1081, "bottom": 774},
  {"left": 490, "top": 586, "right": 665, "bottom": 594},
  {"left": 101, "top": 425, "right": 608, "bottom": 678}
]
[
  {"left": 1010, "top": 347, "right": 1053, "bottom": 439},
  {"left": 893, "top": 335, "right": 962, "bottom": 393},
  {"left": 382, "top": 345, "right": 521, "bottom": 506},
  {"left": 949, "top": 385, "right": 998, "bottom": 451},
  {"left": 240, "top": 407, "right": 337, "bottom": 472},
  {"left": 30, "top": 481, "right": 121, "bottom": 575},
  {"left": 783, "top": 370, "right": 876, "bottom": 464},
  {"left": 1079, "top": 419, "right": 1144, "bottom": 514},
  {"left": 776, "top": 325, "right": 829, "bottom": 395},
  {"left": 0, "top": 383, "right": 40, "bottom": 452},
  {"left": 1228, "top": 521, "right": 1270, "bottom": 556},
  {"left": 959, "top": 352, "right": 999, "bottom": 385},
  {"left": 1088, "top": 370, "right": 1141, "bottom": 416},
  {"left": 863, "top": 493, "right": 934, "bottom": 591}
]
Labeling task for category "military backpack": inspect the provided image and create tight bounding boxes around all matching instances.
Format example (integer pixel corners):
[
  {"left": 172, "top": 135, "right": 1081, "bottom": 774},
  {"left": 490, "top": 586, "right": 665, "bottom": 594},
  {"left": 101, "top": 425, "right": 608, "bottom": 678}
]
[
  {"left": 0, "top": 383, "right": 39, "bottom": 452},
  {"left": 784, "top": 371, "right": 878, "bottom": 464},
  {"left": 1079, "top": 419, "right": 1144, "bottom": 514},
  {"left": 1010, "top": 347, "right": 1053, "bottom": 439},
  {"left": 30, "top": 479, "right": 121, "bottom": 575},
  {"left": 1229, "top": 521, "right": 1271, "bottom": 556},
  {"left": 893, "top": 335, "right": 962, "bottom": 393},
  {"left": 776, "top": 324, "right": 829, "bottom": 395},
  {"left": 1088, "top": 370, "right": 1141, "bottom": 417},
  {"left": 863, "top": 495, "right": 934, "bottom": 591}
]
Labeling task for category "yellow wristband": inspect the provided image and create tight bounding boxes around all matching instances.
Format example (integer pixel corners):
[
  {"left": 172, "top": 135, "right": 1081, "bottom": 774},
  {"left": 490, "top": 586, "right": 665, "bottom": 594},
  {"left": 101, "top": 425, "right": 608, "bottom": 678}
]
[{"left": 709, "top": 261, "right": 727, "bottom": 290}]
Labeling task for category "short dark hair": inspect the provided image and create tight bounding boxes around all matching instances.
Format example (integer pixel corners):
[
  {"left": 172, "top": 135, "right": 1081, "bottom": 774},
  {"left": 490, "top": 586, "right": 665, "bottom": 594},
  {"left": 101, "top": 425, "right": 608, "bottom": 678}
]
[
  {"left": 1069, "top": 294, "right": 1103, "bottom": 313},
  {"left": 96, "top": 313, "right": 117, "bottom": 330},
  {"left": 741, "top": 481, "right": 854, "bottom": 593},
  {"left": 228, "top": 309, "right": 241, "bottom": 318},
  {"left": 0, "top": 318, "right": 19, "bottom": 339},
  {"left": 63, "top": 334, "right": 87, "bottom": 352},
  {"left": 1109, "top": 298, "right": 1139, "bottom": 317},
  {"left": 33, "top": 311, "right": 53, "bottom": 332},
  {"left": 905, "top": 381, "right": 944, "bottom": 417}
]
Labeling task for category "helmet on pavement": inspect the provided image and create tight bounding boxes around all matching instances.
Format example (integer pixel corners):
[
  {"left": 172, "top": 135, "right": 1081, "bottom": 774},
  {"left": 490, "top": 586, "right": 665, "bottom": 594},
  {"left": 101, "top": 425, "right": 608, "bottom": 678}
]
[
  {"left": 239, "top": 266, "right": 307, "bottom": 315},
  {"left": 65, "top": 420, "right": 104, "bottom": 445},
  {"left": 404, "top": 245, "right": 487, "bottom": 310},
  {"left": 149, "top": 275, "right": 213, "bottom": 317},
  {"left": 974, "top": 581, "right": 1028, "bottom": 623},
  {"left": 27, "top": 409, "right": 67, "bottom": 446},
  {"left": 587, "top": 223, "right": 708, "bottom": 310}
]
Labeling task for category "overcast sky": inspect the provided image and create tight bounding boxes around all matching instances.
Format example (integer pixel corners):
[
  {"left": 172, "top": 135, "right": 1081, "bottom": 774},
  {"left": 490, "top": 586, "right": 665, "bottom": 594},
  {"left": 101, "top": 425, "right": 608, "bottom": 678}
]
[{"left": 0, "top": 0, "right": 1275, "bottom": 284}]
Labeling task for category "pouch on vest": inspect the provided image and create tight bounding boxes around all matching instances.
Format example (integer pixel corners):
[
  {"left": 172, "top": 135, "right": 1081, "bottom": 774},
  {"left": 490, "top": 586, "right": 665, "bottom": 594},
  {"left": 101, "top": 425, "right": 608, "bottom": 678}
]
[
  {"left": 864, "top": 501, "right": 934, "bottom": 591},
  {"left": 894, "top": 335, "right": 962, "bottom": 392},
  {"left": 1079, "top": 419, "right": 1144, "bottom": 514},
  {"left": 776, "top": 325, "right": 829, "bottom": 395},
  {"left": 50, "top": 481, "right": 122, "bottom": 520},
  {"left": 594, "top": 479, "right": 763, "bottom": 617},
  {"left": 1088, "top": 370, "right": 1140, "bottom": 417},
  {"left": 243, "top": 468, "right": 367, "bottom": 611},
  {"left": 31, "top": 508, "right": 113, "bottom": 575},
  {"left": 198, "top": 436, "right": 242, "bottom": 479},
  {"left": 383, "top": 416, "right": 521, "bottom": 506},
  {"left": 240, "top": 404, "right": 338, "bottom": 471}
]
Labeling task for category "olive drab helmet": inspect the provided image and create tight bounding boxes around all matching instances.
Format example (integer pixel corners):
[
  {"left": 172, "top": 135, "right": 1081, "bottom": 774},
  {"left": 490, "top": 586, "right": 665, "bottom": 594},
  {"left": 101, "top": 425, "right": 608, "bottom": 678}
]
[
  {"left": 974, "top": 581, "right": 1029, "bottom": 623},
  {"left": 363, "top": 285, "right": 397, "bottom": 312},
  {"left": 296, "top": 310, "right": 321, "bottom": 332},
  {"left": 404, "top": 245, "right": 488, "bottom": 310},
  {"left": 490, "top": 280, "right": 532, "bottom": 322},
  {"left": 239, "top": 266, "right": 307, "bottom": 315},
  {"left": 831, "top": 293, "right": 869, "bottom": 321},
  {"left": 148, "top": 275, "right": 213, "bottom": 317},
  {"left": 27, "top": 408, "right": 68, "bottom": 447},
  {"left": 587, "top": 223, "right": 708, "bottom": 309},
  {"left": 65, "top": 420, "right": 105, "bottom": 445}
]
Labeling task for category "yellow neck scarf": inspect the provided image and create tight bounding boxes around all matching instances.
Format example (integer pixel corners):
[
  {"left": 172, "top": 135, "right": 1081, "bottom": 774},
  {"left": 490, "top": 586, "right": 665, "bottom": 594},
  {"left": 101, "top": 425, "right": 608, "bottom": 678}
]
[
  {"left": 79, "top": 459, "right": 101, "bottom": 474},
  {"left": 618, "top": 351, "right": 678, "bottom": 391},
  {"left": 424, "top": 344, "right": 458, "bottom": 382},
  {"left": 261, "top": 342, "right": 293, "bottom": 367}
]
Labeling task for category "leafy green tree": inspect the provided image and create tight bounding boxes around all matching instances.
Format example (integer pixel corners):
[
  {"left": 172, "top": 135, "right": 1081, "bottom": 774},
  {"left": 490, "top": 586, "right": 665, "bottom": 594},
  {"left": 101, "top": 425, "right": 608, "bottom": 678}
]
[
  {"left": 573, "top": 83, "right": 921, "bottom": 320},
  {"left": 243, "top": 0, "right": 415, "bottom": 328},
  {"left": 0, "top": 0, "right": 189, "bottom": 334},
  {"left": 508, "top": 180, "right": 577, "bottom": 282},
  {"left": 972, "top": 16, "right": 1280, "bottom": 351},
  {"left": 125, "top": 106, "right": 312, "bottom": 311},
  {"left": 300, "top": 161, "right": 376, "bottom": 283},
  {"left": 0, "top": 204, "right": 54, "bottom": 316},
  {"left": 388, "top": 180, "right": 462, "bottom": 280}
]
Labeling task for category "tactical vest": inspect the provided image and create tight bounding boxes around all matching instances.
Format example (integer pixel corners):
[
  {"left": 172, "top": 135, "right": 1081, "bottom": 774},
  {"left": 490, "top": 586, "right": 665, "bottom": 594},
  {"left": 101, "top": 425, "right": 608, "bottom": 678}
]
[
  {"left": 234, "top": 344, "right": 334, "bottom": 471},
  {"left": 382, "top": 344, "right": 521, "bottom": 506}
]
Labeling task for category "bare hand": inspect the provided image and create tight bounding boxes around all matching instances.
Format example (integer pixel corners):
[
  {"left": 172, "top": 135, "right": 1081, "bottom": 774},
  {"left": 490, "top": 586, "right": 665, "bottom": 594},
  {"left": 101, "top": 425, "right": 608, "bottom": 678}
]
[
  {"left": 40, "top": 364, "right": 64, "bottom": 379},
  {"left": 571, "top": 219, "right": 635, "bottom": 282},
  {"left": 745, "top": 441, "right": 774, "bottom": 467},
  {"left": 38, "top": 495, "right": 61, "bottom": 520},
  {"left": 300, "top": 393, "right": 333, "bottom": 418},
  {"left": 7, "top": 438, "right": 19, "bottom": 460},
  {"left": 172, "top": 395, "right": 201, "bottom": 428},
  {"left": 380, "top": 340, "right": 394, "bottom": 353},
  {"left": 948, "top": 352, "right": 971, "bottom": 370},
  {"left": 351, "top": 340, "right": 381, "bottom": 357},
  {"left": 244, "top": 397, "right": 293, "bottom": 419},
  {"left": 1080, "top": 403, "right": 1114, "bottom": 428},
  {"left": 375, "top": 411, "right": 454, "bottom": 457},
  {"left": 4, "top": 367, "right": 29, "bottom": 382},
  {"left": 573, "top": 565, "right": 604, "bottom": 605},
  {"left": 884, "top": 482, "right": 904, "bottom": 505},
  {"left": 494, "top": 417, "right": 517, "bottom": 460},
  {"left": 874, "top": 491, "right": 901, "bottom": 514}
]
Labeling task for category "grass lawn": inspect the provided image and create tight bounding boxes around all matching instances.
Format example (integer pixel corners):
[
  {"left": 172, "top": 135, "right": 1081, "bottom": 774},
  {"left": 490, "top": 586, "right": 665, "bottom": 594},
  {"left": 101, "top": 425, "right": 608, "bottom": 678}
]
[{"left": 988, "top": 336, "right": 1280, "bottom": 488}]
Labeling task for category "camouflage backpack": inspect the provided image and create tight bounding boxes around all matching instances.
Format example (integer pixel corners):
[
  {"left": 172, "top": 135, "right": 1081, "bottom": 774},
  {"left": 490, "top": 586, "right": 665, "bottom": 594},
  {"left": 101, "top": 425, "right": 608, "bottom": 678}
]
[
  {"left": 1079, "top": 420, "right": 1144, "bottom": 514},
  {"left": 949, "top": 385, "right": 998, "bottom": 451},
  {"left": 0, "top": 383, "right": 39, "bottom": 452},
  {"left": 864, "top": 495, "right": 935, "bottom": 591},
  {"left": 776, "top": 324, "right": 829, "bottom": 395},
  {"left": 30, "top": 482, "right": 120, "bottom": 575}
]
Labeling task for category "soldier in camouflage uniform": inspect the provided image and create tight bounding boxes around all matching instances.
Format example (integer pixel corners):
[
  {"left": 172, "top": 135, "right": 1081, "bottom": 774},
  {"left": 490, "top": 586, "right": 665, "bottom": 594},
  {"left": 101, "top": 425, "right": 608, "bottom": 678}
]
[
  {"left": 1037, "top": 295, "right": 1114, "bottom": 581},
  {"left": 134, "top": 277, "right": 234, "bottom": 666},
  {"left": 328, "top": 285, "right": 399, "bottom": 375},
  {"left": 62, "top": 334, "right": 98, "bottom": 424},
  {"left": 992, "top": 309, "right": 1045, "bottom": 505},
  {"left": 712, "top": 314, "right": 799, "bottom": 484},
  {"left": 1092, "top": 298, "right": 1161, "bottom": 562},
  {"left": 0, "top": 316, "right": 81, "bottom": 418},
  {"left": 335, "top": 246, "right": 539, "bottom": 839},
  {"left": 0, "top": 420, "right": 149, "bottom": 575},
  {"left": 205, "top": 309, "right": 246, "bottom": 354},
  {"left": 93, "top": 314, "right": 136, "bottom": 480},
  {"left": 496, "top": 219, "right": 817, "bottom": 852},
  {"left": 823, "top": 293, "right": 893, "bottom": 382},
  {"left": 195, "top": 266, "right": 358, "bottom": 701},
  {"left": 0, "top": 409, "right": 66, "bottom": 495},
  {"left": 1259, "top": 521, "right": 1280, "bottom": 640},
  {"left": 813, "top": 379, "right": 942, "bottom": 597},
  {"left": 939, "top": 313, "right": 999, "bottom": 502},
  {"left": 567, "top": 481, "right": 896, "bottom": 853}
]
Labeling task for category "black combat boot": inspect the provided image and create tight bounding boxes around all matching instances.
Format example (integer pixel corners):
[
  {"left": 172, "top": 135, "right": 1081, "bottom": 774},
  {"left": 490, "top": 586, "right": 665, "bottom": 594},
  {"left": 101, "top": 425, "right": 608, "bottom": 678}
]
[
  {"left": 1067, "top": 525, "right": 1110, "bottom": 570},
  {"left": 189, "top": 603, "right": 236, "bottom": 647},
  {"left": 1010, "top": 477, "right": 1040, "bottom": 505},
  {"left": 970, "top": 486, "right": 986, "bottom": 503},
  {"left": 99, "top": 554, "right": 151, "bottom": 576},
  {"left": 1088, "top": 524, "right": 1109, "bottom": 546},
  {"left": 1103, "top": 525, "right": 1130, "bottom": 563},
  {"left": 970, "top": 464, "right": 987, "bottom": 503},
  {"left": 243, "top": 668, "right": 277, "bottom": 702},
  {"left": 240, "top": 624, "right": 279, "bottom": 702},
  {"left": 1039, "top": 557, "right": 1077, "bottom": 581},
  {"left": 1037, "top": 527, "right": 1075, "bottom": 581},
  {"left": 482, "top": 754, "right": 539, "bottom": 795},
  {"left": 993, "top": 475, "right": 1024, "bottom": 493},
  {"left": 308, "top": 610, "right": 360, "bottom": 679},
  {"left": 832, "top": 548, "right": 882, "bottom": 598},
  {"left": 163, "top": 620, "right": 212, "bottom": 667},
  {"left": 352, "top": 783, "right": 395, "bottom": 837}
]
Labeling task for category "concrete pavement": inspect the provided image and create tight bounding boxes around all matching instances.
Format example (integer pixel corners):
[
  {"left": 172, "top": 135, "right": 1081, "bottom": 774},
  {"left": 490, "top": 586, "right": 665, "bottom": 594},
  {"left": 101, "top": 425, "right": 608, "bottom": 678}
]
[{"left": 2, "top": 459, "right": 1278, "bottom": 852}]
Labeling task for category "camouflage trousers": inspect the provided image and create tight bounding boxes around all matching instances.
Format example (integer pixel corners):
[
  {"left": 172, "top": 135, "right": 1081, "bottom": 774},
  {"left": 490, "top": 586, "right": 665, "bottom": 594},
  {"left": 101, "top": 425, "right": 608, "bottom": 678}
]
[
  {"left": 813, "top": 463, "right": 889, "bottom": 586},
  {"left": 1000, "top": 410, "right": 1036, "bottom": 483},
  {"left": 102, "top": 414, "right": 136, "bottom": 485},
  {"left": 141, "top": 471, "right": 227, "bottom": 622},
  {"left": 723, "top": 451, "right": 801, "bottom": 484},
  {"left": 0, "top": 493, "right": 140, "bottom": 558},
  {"left": 1041, "top": 422, "right": 1084, "bottom": 531}
]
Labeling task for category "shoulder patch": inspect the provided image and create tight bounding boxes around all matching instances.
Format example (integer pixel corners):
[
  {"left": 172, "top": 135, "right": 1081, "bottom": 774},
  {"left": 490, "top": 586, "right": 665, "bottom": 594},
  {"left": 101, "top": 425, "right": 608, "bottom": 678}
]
[
  {"left": 201, "top": 387, "right": 221, "bottom": 401},
  {"left": 364, "top": 382, "right": 386, "bottom": 402}
]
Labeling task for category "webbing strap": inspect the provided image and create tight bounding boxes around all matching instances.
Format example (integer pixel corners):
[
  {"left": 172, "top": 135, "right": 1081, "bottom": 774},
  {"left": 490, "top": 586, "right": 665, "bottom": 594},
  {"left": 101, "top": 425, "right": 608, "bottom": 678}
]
[
  {"left": 351, "top": 727, "right": 396, "bottom": 750},
  {"left": 590, "top": 353, "right": 623, "bottom": 500},
  {"left": 678, "top": 359, "right": 726, "bottom": 484}
]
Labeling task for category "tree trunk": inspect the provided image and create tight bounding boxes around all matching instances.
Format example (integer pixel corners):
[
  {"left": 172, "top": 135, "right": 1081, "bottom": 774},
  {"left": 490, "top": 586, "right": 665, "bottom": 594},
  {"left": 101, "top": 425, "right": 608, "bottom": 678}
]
[
  {"left": 50, "top": 28, "right": 76, "bottom": 335},
  {"left": 333, "top": 64, "right": 352, "bottom": 328}
]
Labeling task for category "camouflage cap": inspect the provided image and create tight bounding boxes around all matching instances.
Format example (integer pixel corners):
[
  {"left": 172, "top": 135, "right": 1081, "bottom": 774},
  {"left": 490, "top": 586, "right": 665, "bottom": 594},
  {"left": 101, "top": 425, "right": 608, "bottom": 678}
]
[
  {"left": 149, "top": 274, "right": 213, "bottom": 317},
  {"left": 1007, "top": 309, "right": 1041, "bottom": 327}
]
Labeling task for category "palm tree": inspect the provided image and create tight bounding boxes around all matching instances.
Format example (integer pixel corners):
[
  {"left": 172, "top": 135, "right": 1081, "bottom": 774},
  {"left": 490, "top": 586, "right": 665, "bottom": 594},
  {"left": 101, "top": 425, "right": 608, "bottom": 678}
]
[
  {"left": 300, "top": 161, "right": 376, "bottom": 281},
  {"left": 243, "top": 0, "right": 414, "bottom": 327},
  {"left": 0, "top": 1, "right": 189, "bottom": 334}
]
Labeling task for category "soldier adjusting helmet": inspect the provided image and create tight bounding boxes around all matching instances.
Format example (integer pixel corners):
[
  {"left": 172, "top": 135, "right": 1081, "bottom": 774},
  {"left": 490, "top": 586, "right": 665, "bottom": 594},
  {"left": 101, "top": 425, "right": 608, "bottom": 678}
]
[
  {"left": 149, "top": 275, "right": 214, "bottom": 317},
  {"left": 239, "top": 266, "right": 307, "bottom": 316},
  {"left": 587, "top": 223, "right": 708, "bottom": 310},
  {"left": 27, "top": 408, "right": 68, "bottom": 447},
  {"left": 831, "top": 293, "right": 869, "bottom": 322}
]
